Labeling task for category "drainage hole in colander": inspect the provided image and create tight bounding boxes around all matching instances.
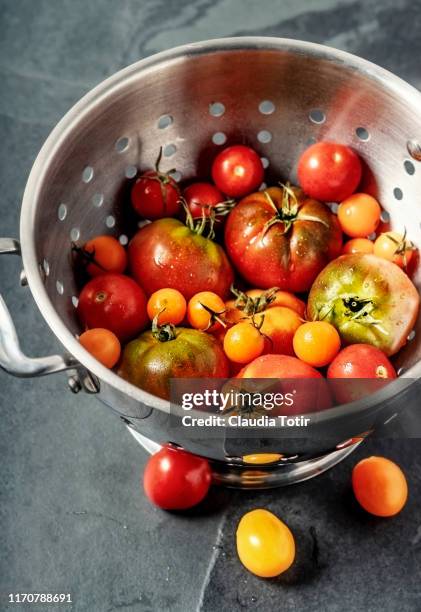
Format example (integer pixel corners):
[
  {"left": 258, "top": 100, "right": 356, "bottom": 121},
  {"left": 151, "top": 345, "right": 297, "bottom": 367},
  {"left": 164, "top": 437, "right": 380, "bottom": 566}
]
[
  {"left": 115, "top": 136, "right": 130, "bottom": 153},
  {"left": 355, "top": 127, "right": 370, "bottom": 141},
  {"left": 306, "top": 136, "right": 317, "bottom": 146},
  {"left": 106, "top": 215, "right": 116, "bottom": 228},
  {"left": 367, "top": 231, "right": 377, "bottom": 240},
  {"left": 56, "top": 280, "right": 64, "bottom": 295},
  {"left": 407, "top": 139, "right": 421, "bottom": 161},
  {"left": 408, "top": 330, "right": 416, "bottom": 341},
  {"left": 71, "top": 296, "right": 79, "bottom": 308},
  {"left": 404, "top": 159, "right": 415, "bottom": 175},
  {"left": 157, "top": 114, "right": 173, "bottom": 129},
  {"left": 125, "top": 165, "right": 137, "bottom": 179},
  {"left": 209, "top": 102, "right": 225, "bottom": 117},
  {"left": 42, "top": 259, "right": 50, "bottom": 276},
  {"left": 261, "top": 157, "right": 269, "bottom": 169},
  {"left": 58, "top": 203, "right": 67, "bottom": 221},
  {"left": 70, "top": 228, "right": 80, "bottom": 241},
  {"left": 309, "top": 109, "right": 326, "bottom": 124},
  {"left": 260, "top": 182, "right": 267, "bottom": 190},
  {"left": 163, "top": 144, "right": 177, "bottom": 157},
  {"left": 212, "top": 132, "right": 227, "bottom": 145},
  {"left": 259, "top": 100, "right": 275, "bottom": 115},
  {"left": 119, "top": 234, "right": 129, "bottom": 246},
  {"left": 380, "top": 210, "right": 390, "bottom": 223},
  {"left": 170, "top": 170, "right": 182, "bottom": 182},
  {"left": 92, "top": 193, "right": 104, "bottom": 207},
  {"left": 82, "top": 166, "right": 94, "bottom": 183},
  {"left": 393, "top": 187, "right": 403, "bottom": 201},
  {"left": 257, "top": 130, "right": 272, "bottom": 143},
  {"left": 329, "top": 202, "right": 339, "bottom": 214}
]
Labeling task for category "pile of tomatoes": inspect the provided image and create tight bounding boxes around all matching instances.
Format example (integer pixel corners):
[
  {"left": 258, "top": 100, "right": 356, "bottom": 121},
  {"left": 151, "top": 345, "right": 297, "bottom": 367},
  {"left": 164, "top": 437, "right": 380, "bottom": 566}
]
[{"left": 74, "top": 141, "right": 419, "bottom": 398}]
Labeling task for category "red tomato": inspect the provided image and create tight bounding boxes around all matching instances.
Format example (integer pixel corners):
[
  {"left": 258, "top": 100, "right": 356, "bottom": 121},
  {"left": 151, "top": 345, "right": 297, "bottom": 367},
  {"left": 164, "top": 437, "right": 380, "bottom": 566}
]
[
  {"left": 131, "top": 152, "right": 180, "bottom": 219},
  {"left": 77, "top": 273, "right": 148, "bottom": 341},
  {"left": 327, "top": 344, "right": 397, "bottom": 405},
  {"left": 327, "top": 344, "right": 397, "bottom": 379},
  {"left": 212, "top": 145, "right": 264, "bottom": 198},
  {"left": 143, "top": 446, "right": 212, "bottom": 510},
  {"left": 129, "top": 218, "right": 234, "bottom": 300},
  {"left": 224, "top": 185, "right": 342, "bottom": 292},
  {"left": 297, "top": 142, "right": 362, "bottom": 202},
  {"left": 183, "top": 182, "right": 226, "bottom": 219},
  {"left": 238, "top": 354, "right": 330, "bottom": 415}
]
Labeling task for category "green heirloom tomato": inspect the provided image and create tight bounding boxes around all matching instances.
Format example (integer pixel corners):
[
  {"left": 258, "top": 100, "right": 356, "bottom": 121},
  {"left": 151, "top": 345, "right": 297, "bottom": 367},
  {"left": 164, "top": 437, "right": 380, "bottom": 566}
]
[
  {"left": 307, "top": 254, "right": 419, "bottom": 356},
  {"left": 118, "top": 326, "right": 229, "bottom": 400}
]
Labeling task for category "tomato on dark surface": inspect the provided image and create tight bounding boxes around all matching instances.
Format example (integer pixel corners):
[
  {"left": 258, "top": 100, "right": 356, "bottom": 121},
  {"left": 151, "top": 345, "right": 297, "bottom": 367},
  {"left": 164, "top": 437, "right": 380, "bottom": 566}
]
[
  {"left": 224, "top": 185, "right": 342, "bottom": 292},
  {"left": 211, "top": 145, "right": 264, "bottom": 198},
  {"left": 77, "top": 273, "right": 148, "bottom": 341},
  {"left": 118, "top": 325, "right": 229, "bottom": 399},
  {"left": 297, "top": 142, "right": 362, "bottom": 202},
  {"left": 128, "top": 217, "right": 234, "bottom": 300},
  {"left": 183, "top": 182, "right": 231, "bottom": 220},
  {"left": 131, "top": 150, "right": 180, "bottom": 220},
  {"left": 307, "top": 254, "right": 420, "bottom": 356},
  {"left": 143, "top": 445, "right": 212, "bottom": 510}
]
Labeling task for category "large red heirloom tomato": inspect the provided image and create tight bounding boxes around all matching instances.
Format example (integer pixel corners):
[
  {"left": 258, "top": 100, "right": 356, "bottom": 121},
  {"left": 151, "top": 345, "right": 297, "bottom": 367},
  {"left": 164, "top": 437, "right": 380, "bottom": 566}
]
[
  {"left": 118, "top": 326, "right": 229, "bottom": 399},
  {"left": 129, "top": 218, "right": 234, "bottom": 300},
  {"left": 224, "top": 185, "right": 342, "bottom": 292}
]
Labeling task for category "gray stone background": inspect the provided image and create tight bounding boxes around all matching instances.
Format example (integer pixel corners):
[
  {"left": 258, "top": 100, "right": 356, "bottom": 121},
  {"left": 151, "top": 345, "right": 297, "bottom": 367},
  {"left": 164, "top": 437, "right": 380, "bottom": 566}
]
[{"left": 1, "top": 0, "right": 421, "bottom": 610}]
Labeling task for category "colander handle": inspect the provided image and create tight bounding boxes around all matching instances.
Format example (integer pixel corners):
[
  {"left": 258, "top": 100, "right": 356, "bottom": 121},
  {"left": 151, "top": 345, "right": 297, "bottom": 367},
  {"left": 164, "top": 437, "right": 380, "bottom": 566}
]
[{"left": 0, "top": 237, "right": 76, "bottom": 377}]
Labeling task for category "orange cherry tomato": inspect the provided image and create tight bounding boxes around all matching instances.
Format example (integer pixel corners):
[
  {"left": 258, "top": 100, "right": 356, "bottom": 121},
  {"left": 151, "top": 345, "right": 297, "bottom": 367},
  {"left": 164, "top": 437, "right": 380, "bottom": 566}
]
[
  {"left": 258, "top": 306, "right": 303, "bottom": 356},
  {"left": 337, "top": 193, "right": 381, "bottom": 238},
  {"left": 223, "top": 322, "right": 265, "bottom": 364},
  {"left": 147, "top": 288, "right": 187, "bottom": 325},
  {"left": 342, "top": 238, "right": 374, "bottom": 255},
  {"left": 352, "top": 456, "right": 408, "bottom": 517},
  {"left": 236, "top": 509, "right": 295, "bottom": 578},
  {"left": 293, "top": 321, "right": 341, "bottom": 367},
  {"left": 79, "top": 328, "right": 121, "bottom": 368},
  {"left": 373, "top": 231, "right": 416, "bottom": 269},
  {"left": 81, "top": 235, "right": 127, "bottom": 277},
  {"left": 187, "top": 291, "right": 226, "bottom": 331}
]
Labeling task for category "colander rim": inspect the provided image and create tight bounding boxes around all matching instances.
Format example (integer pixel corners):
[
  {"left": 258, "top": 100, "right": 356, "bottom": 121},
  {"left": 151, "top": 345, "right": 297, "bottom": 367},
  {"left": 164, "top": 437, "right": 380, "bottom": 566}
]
[{"left": 20, "top": 36, "right": 421, "bottom": 415}]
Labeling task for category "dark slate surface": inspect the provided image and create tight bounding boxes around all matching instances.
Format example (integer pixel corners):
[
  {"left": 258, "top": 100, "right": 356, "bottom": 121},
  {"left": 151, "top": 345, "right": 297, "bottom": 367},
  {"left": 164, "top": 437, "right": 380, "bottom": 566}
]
[{"left": 0, "top": 1, "right": 420, "bottom": 610}]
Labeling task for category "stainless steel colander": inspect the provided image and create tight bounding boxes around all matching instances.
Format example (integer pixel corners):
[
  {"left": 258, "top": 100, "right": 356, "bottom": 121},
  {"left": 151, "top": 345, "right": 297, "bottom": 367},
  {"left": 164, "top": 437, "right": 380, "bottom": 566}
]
[{"left": 1, "top": 37, "right": 421, "bottom": 488}]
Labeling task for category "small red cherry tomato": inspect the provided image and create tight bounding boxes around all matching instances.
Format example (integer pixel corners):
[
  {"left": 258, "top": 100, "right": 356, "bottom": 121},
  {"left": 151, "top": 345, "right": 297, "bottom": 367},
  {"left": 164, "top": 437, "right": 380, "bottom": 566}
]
[
  {"left": 143, "top": 446, "right": 212, "bottom": 510},
  {"left": 327, "top": 344, "right": 397, "bottom": 379},
  {"left": 297, "top": 142, "right": 362, "bottom": 202},
  {"left": 183, "top": 182, "right": 227, "bottom": 219},
  {"left": 211, "top": 145, "right": 264, "bottom": 198},
  {"left": 131, "top": 150, "right": 180, "bottom": 220},
  {"left": 77, "top": 273, "right": 148, "bottom": 341}
]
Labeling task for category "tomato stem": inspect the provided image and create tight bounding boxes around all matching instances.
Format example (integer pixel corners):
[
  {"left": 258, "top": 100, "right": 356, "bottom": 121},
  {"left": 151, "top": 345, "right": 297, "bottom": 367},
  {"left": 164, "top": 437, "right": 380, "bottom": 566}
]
[
  {"left": 231, "top": 285, "right": 279, "bottom": 316},
  {"left": 151, "top": 310, "right": 177, "bottom": 342}
]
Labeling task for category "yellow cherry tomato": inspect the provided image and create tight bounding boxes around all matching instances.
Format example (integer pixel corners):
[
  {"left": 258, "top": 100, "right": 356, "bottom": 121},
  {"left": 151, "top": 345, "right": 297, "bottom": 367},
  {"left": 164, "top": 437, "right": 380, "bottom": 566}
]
[
  {"left": 242, "top": 453, "right": 283, "bottom": 464},
  {"left": 337, "top": 193, "right": 381, "bottom": 238},
  {"left": 187, "top": 291, "right": 226, "bottom": 331},
  {"left": 223, "top": 322, "right": 265, "bottom": 364},
  {"left": 236, "top": 509, "right": 295, "bottom": 578},
  {"left": 293, "top": 321, "right": 341, "bottom": 367},
  {"left": 373, "top": 231, "right": 416, "bottom": 269},
  {"left": 352, "top": 456, "right": 408, "bottom": 517},
  {"left": 79, "top": 328, "right": 121, "bottom": 368},
  {"left": 342, "top": 238, "right": 374, "bottom": 255},
  {"left": 147, "top": 288, "right": 187, "bottom": 325}
]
